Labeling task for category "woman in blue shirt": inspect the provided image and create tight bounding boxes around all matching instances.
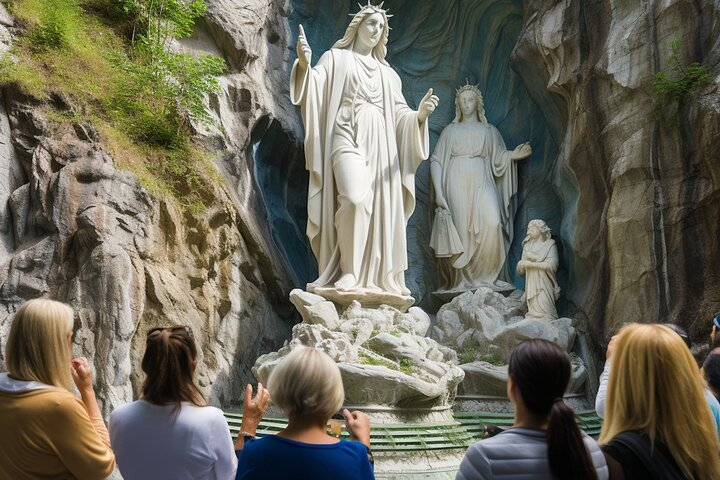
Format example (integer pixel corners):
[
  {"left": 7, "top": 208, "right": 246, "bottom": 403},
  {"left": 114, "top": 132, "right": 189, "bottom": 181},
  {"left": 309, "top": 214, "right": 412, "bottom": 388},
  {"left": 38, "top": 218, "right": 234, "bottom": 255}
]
[{"left": 235, "top": 346, "right": 374, "bottom": 480}]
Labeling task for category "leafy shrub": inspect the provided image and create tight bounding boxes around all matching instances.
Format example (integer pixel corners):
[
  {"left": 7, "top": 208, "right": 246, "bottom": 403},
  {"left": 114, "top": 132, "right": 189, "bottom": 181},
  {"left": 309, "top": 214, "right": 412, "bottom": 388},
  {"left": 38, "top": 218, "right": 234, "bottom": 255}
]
[
  {"left": 652, "top": 39, "right": 711, "bottom": 103},
  {"left": 2, "top": 0, "right": 227, "bottom": 213}
]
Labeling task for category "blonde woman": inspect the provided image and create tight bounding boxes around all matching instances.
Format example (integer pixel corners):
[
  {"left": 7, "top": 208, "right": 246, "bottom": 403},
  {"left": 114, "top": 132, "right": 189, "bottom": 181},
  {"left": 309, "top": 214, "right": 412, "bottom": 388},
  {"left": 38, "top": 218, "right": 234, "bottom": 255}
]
[
  {"left": 0, "top": 298, "right": 115, "bottom": 479},
  {"left": 600, "top": 323, "right": 720, "bottom": 479},
  {"left": 235, "top": 346, "right": 373, "bottom": 480}
]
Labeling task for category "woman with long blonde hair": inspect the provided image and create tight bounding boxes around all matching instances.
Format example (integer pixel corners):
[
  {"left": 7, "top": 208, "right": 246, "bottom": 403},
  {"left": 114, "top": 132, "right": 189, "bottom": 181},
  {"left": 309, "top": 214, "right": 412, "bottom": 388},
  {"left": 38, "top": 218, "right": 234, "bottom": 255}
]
[
  {"left": 0, "top": 298, "right": 115, "bottom": 478},
  {"left": 600, "top": 323, "right": 720, "bottom": 479}
]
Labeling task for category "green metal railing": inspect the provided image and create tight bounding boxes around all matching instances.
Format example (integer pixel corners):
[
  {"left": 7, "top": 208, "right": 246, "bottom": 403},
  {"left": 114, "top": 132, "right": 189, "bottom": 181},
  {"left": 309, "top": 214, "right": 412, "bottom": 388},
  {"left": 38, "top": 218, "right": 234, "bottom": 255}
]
[{"left": 224, "top": 410, "right": 604, "bottom": 452}]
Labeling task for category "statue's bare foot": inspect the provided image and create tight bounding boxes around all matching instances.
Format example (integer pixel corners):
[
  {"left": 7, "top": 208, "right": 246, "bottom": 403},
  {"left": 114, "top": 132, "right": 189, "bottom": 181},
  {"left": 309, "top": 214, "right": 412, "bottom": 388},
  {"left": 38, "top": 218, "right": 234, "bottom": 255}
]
[{"left": 334, "top": 273, "right": 356, "bottom": 291}]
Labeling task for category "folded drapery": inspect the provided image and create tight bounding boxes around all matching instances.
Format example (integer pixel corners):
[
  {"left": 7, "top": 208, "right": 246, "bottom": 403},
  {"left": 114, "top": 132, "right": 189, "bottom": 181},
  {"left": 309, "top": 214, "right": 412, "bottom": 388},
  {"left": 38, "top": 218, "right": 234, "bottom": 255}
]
[{"left": 430, "top": 207, "right": 463, "bottom": 257}]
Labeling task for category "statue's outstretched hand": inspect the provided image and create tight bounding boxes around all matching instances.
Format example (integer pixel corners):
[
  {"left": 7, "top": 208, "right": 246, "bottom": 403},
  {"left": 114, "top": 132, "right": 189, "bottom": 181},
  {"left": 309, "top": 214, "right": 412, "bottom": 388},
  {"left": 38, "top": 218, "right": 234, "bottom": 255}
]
[
  {"left": 418, "top": 88, "right": 439, "bottom": 123},
  {"left": 297, "top": 24, "right": 312, "bottom": 68},
  {"left": 511, "top": 142, "right": 532, "bottom": 160}
]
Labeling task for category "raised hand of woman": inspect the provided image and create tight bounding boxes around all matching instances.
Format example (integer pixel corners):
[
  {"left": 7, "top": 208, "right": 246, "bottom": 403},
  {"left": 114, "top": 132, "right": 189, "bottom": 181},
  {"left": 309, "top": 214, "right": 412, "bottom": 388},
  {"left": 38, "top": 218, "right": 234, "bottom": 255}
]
[
  {"left": 343, "top": 409, "right": 371, "bottom": 448},
  {"left": 241, "top": 383, "right": 270, "bottom": 435},
  {"left": 71, "top": 357, "right": 94, "bottom": 397}
]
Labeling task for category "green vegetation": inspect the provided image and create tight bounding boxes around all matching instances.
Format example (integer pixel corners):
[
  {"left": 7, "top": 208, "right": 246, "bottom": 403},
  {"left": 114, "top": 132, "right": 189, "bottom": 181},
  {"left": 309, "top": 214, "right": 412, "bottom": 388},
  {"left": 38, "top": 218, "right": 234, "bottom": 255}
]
[
  {"left": 459, "top": 342, "right": 476, "bottom": 364},
  {"left": 652, "top": 39, "right": 711, "bottom": 103},
  {"left": 398, "top": 358, "right": 414, "bottom": 375},
  {"left": 359, "top": 352, "right": 398, "bottom": 371},
  {"left": 358, "top": 352, "right": 415, "bottom": 376},
  {"left": 478, "top": 353, "right": 504, "bottom": 366},
  {"left": 0, "top": 0, "right": 226, "bottom": 212}
]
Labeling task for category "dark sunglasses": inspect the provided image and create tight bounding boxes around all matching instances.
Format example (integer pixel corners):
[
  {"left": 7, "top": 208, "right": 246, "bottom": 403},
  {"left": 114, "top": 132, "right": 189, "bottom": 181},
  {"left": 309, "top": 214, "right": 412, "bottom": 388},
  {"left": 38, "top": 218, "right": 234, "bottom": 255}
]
[{"left": 146, "top": 325, "right": 194, "bottom": 340}]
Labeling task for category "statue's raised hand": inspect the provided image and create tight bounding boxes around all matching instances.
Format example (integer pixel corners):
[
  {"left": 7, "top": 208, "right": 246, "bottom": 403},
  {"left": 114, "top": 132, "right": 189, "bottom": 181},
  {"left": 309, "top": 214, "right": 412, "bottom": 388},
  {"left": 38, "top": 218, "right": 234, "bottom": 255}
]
[
  {"left": 511, "top": 142, "right": 532, "bottom": 160},
  {"left": 418, "top": 88, "right": 439, "bottom": 123},
  {"left": 296, "top": 24, "right": 312, "bottom": 68}
]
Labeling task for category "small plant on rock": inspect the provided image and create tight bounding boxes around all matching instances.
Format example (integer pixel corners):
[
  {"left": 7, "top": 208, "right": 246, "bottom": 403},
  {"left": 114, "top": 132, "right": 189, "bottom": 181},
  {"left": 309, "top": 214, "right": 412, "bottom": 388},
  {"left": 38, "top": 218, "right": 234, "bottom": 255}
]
[{"left": 652, "top": 39, "right": 711, "bottom": 103}]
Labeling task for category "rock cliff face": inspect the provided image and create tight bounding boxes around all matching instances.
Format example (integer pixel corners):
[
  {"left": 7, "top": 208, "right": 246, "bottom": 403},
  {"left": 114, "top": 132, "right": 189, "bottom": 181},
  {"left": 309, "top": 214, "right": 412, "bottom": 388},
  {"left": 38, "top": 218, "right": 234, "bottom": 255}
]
[
  {"left": 0, "top": 0, "right": 300, "bottom": 415},
  {"left": 512, "top": 0, "right": 720, "bottom": 342}
]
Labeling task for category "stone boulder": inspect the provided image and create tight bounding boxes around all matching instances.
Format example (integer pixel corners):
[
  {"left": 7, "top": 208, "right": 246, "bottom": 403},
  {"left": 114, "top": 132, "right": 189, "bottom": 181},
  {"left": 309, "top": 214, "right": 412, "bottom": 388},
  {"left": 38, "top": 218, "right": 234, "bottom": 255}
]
[
  {"left": 432, "top": 288, "right": 586, "bottom": 396},
  {"left": 253, "top": 291, "right": 464, "bottom": 409}
]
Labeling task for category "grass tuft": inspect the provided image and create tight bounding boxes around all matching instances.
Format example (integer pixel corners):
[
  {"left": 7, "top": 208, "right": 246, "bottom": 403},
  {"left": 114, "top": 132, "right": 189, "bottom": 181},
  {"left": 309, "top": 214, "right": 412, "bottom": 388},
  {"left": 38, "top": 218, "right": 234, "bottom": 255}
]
[{"left": 0, "top": 0, "right": 226, "bottom": 213}]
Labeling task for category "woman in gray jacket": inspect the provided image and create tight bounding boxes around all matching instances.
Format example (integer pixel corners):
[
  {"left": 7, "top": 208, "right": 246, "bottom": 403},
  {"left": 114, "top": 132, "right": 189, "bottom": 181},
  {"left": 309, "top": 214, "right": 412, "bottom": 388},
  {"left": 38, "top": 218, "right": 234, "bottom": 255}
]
[{"left": 457, "top": 339, "right": 608, "bottom": 480}]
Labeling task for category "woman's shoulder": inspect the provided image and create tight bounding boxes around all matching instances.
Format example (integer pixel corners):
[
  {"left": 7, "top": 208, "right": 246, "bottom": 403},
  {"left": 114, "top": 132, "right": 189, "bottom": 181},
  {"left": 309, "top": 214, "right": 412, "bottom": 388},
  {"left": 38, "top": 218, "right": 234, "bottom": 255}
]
[
  {"left": 27, "top": 387, "right": 84, "bottom": 412},
  {"left": 245, "top": 436, "right": 365, "bottom": 453}
]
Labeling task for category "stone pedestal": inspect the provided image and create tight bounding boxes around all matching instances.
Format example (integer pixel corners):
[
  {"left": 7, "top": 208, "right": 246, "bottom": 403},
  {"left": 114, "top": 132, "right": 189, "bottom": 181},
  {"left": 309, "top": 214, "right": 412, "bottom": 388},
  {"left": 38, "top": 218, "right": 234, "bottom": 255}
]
[{"left": 252, "top": 289, "right": 470, "bottom": 477}]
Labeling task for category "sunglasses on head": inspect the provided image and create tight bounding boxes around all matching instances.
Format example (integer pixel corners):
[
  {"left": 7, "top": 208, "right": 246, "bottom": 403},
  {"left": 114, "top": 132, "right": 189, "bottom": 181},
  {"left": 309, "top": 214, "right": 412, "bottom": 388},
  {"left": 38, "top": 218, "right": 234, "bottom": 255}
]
[{"left": 146, "top": 325, "right": 194, "bottom": 339}]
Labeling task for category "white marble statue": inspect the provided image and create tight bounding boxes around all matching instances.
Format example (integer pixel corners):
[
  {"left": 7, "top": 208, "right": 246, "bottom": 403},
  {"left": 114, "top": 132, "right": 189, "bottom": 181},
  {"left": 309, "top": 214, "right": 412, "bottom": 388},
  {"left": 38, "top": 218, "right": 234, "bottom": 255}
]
[
  {"left": 517, "top": 219, "right": 560, "bottom": 319},
  {"left": 290, "top": 2, "right": 439, "bottom": 302},
  {"left": 430, "top": 83, "right": 531, "bottom": 291}
]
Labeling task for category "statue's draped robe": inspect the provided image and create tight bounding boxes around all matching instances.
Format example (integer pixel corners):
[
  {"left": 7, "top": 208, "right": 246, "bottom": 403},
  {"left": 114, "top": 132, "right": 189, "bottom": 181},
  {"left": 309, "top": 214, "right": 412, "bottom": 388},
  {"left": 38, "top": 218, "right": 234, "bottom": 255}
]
[
  {"left": 290, "top": 49, "right": 429, "bottom": 295},
  {"left": 430, "top": 121, "right": 517, "bottom": 288},
  {"left": 521, "top": 238, "right": 560, "bottom": 319}
]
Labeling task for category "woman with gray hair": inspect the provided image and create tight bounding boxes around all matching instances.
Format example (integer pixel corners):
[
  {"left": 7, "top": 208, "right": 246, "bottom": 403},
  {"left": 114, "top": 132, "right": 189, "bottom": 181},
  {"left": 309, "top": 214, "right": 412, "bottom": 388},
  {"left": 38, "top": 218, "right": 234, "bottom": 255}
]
[{"left": 235, "top": 346, "right": 374, "bottom": 480}]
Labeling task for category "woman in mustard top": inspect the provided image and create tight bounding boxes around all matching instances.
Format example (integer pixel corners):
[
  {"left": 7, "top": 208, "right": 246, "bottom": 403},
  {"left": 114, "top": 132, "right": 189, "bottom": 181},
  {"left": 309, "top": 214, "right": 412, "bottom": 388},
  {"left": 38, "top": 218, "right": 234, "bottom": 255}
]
[{"left": 0, "top": 298, "right": 115, "bottom": 479}]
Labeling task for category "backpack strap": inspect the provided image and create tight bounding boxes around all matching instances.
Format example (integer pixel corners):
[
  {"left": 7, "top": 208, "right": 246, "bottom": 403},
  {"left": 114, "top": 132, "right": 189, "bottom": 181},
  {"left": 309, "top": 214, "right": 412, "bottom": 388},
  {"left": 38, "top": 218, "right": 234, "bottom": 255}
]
[{"left": 611, "top": 431, "right": 687, "bottom": 480}]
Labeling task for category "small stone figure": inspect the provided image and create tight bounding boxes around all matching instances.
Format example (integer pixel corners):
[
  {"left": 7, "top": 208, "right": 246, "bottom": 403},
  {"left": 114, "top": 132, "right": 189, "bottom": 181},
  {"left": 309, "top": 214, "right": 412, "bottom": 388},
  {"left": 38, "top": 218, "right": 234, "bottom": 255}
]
[
  {"left": 430, "top": 83, "right": 531, "bottom": 290},
  {"left": 517, "top": 219, "right": 560, "bottom": 319}
]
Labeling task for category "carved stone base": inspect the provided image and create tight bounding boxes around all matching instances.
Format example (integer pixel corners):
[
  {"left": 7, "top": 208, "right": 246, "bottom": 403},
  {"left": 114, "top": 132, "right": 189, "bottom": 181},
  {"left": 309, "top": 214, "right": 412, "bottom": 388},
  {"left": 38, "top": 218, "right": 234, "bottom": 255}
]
[
  {"left": 432, "top": 280, "right": 517, "bottom": 303},
  {"left": 308, "top": 285, "right": 415, "bottom": 312},
  {"left": 254, "top": 289, "right": 464, "bottom": 410}
]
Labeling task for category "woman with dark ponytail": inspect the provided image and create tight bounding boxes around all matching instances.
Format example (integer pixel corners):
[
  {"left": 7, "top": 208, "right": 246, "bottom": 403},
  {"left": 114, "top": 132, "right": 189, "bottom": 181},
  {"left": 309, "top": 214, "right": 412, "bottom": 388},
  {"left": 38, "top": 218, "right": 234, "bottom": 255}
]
[
  {"left": 109, "top": 326, "right": 269, "bottom": 479},
  {"left": 457, "top": 339, "right": 608, "bottom": 480}
]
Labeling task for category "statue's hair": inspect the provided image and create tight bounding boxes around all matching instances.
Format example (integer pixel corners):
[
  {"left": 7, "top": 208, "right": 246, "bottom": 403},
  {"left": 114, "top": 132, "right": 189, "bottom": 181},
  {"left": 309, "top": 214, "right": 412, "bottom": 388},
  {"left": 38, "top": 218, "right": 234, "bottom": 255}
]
[
  {"left": 453, "top": 81, "right": 488, "bottom": 124},
  {"left": 599, "top": 323, "right": 720, "bottom": 479},
  {"left": 522, "top": 219, "right": 551, "bottom": 245},
  {"left": 333, "top": 3, "right": 390, "bottom": 66}
]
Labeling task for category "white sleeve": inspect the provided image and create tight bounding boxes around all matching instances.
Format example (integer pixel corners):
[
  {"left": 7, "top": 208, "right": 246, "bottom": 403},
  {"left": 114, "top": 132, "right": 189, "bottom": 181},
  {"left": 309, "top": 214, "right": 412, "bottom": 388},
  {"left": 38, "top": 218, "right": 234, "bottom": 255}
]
[
  {"left": 208, "top": 408, "right": 238, "bottom": 480},
  {"left": 595, "top": 362, "right": 611, "bottom": 418}
]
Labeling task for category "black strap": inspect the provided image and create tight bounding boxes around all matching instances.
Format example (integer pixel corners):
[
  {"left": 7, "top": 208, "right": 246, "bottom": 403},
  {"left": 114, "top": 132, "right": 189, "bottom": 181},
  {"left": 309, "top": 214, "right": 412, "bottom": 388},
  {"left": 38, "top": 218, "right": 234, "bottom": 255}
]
[{"left": 610, "top": 431, "right": 687, "bottom": 480}]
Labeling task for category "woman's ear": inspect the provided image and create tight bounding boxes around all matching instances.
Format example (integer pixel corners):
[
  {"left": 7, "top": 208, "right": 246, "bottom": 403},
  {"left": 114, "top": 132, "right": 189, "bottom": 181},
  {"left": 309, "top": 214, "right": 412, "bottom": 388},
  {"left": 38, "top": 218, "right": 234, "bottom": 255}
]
[
  {"left": 506, "top": 375, "right": 516, "bottom": 401},
  {"left": 192, "top": 359, "right": 198, "bottom": 373}
]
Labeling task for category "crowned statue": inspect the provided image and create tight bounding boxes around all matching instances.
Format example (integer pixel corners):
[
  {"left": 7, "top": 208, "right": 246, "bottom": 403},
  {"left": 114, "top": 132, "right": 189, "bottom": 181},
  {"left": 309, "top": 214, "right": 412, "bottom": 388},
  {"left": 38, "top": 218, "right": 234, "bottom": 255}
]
[
  {"left": 290, "top": 2, "right": 439, "bottom": 308},
  {"left": 430, "top": 82, "right": 531, "bottom": 291}
]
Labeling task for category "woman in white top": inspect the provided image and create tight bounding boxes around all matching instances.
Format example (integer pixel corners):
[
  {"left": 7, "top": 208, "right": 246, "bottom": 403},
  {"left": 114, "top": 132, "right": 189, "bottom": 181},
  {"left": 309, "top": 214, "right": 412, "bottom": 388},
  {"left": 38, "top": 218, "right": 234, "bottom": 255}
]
[{"left": 110, "top": 325, "right": 268, "bottom": 480}]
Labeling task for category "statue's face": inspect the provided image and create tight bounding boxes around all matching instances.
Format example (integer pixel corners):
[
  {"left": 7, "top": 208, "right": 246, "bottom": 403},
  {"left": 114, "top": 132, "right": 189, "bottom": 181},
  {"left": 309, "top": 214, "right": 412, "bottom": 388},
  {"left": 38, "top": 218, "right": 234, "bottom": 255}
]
[
  {"left": 356, "top": 12, "right": 385, "bottom": 50},
  {"left": 528, "top": 224, "right": 541, "bottom": 239},
  {"left": 458, "top": 91, "right": 478, "bottom": 119}
]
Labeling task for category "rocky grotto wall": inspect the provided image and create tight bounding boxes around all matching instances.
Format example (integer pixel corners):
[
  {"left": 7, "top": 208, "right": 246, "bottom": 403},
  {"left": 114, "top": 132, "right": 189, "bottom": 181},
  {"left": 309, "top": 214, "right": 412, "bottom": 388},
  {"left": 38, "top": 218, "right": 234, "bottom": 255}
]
[
  {"left": 277, "top": 0, "right": 720, "bottom": 343},
  {"left": 0, "top": 0, "right": 719, "bottom": 415},
  {"left": 513, "top": 0, "right": 720, "bottom": 342}
]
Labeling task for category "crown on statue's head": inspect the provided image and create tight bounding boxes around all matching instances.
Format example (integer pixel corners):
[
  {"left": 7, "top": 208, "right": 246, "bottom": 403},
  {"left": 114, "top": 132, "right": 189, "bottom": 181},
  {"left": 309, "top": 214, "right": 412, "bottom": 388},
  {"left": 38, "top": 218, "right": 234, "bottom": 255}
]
[
  {"left": 456, "top": 79, "right": 483, "bottom": 100},
  {"left": 349, "top": 1, "right": 393, "bottom": 18}
]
